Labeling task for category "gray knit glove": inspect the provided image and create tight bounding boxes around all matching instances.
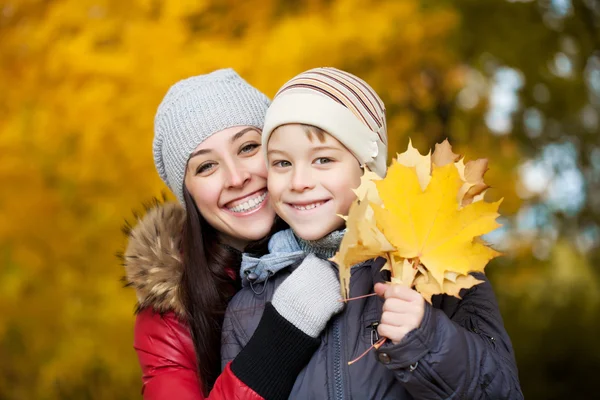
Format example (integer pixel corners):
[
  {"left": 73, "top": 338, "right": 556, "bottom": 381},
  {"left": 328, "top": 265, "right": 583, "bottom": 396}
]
[{"left": 271, "top": 254, "right": 344, "bottom": 338}]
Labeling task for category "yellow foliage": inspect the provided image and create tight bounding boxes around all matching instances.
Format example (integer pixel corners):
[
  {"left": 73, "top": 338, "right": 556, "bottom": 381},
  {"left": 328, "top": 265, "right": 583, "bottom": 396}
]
[
  {"left": 334, "top": 140, "right": 501, "bottom": 303},
  {"left": 332, "top": 197, "right": 395, "bottom": 299},
  {"left": 374, "top": 162, "right": 502, "bottom": 285},
  {"left": 0, "top": 1, "right": 512, "bottom": 397}
]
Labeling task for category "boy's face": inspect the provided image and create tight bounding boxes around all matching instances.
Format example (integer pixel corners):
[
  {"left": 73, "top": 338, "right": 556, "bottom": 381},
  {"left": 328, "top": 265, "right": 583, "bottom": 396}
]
[{"left": 266, "top": 124, "right": 362, "bottom": 241}]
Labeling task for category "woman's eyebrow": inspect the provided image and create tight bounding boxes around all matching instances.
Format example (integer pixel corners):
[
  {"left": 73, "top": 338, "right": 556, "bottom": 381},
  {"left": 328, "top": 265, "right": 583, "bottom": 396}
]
[
  {"left": 231, "top": 127, "right": 260, "bottom": 143},
  {"left": 188, "top": 127, "right": 261, "bottom": 161},
  {"left": 188, "top": 148, "right": 212, "bottom": 160}
]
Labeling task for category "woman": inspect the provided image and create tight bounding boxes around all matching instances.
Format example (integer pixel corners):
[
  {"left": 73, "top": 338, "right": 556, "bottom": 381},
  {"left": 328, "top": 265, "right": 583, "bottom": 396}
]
[{"left": 123, "top": 69, "right": 343, "bottom": 399}]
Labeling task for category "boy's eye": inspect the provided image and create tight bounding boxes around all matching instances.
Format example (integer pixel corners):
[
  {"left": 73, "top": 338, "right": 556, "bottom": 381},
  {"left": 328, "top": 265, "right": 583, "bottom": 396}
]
[
  {"left": 314, "top": 157, "right": 333, "bottom": 165},
  {"left": 272, "top": 160, "right": 291, "bottom": 168},
  {"left": 240, "top": 143, "right": 260, "bottom": 154},
  {"left": 196, "top": 162, "right": 216, "bottom": 174}
]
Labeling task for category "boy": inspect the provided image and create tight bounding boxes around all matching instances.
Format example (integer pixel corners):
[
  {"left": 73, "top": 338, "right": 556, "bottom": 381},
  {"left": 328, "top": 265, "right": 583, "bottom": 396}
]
[{"left": 222, "top": 68, "right": 523, "bottom": 399}]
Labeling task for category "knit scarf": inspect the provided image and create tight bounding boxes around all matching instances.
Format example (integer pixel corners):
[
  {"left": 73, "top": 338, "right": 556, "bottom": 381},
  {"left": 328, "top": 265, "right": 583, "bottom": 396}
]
[{"left": 240, "top": 228, "right": 344, "bottom": 287}]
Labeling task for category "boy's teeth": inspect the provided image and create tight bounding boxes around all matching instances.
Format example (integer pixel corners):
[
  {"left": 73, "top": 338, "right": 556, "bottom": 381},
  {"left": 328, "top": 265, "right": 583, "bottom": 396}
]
[
  {"left": 228, "top": 192, "right": 267, "bottom": 213},
  {"left": 293, "top": 201, "right": 324, "bottom": 211}
]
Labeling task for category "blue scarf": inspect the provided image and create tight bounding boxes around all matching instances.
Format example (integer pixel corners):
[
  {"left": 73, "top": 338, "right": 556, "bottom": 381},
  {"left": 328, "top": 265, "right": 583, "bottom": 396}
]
[
  {"left": 240, "top": 229, "right": 304, "bottom": 287},
  {"left": 240, "top": 228, "right": 346, "bottom": 287}
]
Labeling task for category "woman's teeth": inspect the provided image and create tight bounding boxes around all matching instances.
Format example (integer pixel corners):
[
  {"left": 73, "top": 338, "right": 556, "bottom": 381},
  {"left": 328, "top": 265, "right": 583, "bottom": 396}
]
[
  {"left": 228, "top": 192, "right": 267, "bottom": 213},
  {"left": 293, "top": 201, "right": 325, "bottom": 211}
]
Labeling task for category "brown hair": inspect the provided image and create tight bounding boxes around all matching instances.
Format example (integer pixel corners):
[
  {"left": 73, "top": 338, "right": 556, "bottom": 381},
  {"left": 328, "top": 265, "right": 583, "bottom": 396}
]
[
  {"left": 179, "top": 185, "right": 287, "bottom": 394},
  {"left": 301, "top": 124, "right": 327, "bottom": 142},
  {"left": 271, "top": 123, "right": 328, "bottom": 142},
  {"left": 179, "top": 185, "right": 240, "bottom": 394}
]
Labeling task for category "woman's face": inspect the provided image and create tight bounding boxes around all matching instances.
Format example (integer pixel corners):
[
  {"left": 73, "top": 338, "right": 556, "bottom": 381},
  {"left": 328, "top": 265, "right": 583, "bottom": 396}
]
[{"left": 184, "top": 126, "right": 275, "bottom": 250}]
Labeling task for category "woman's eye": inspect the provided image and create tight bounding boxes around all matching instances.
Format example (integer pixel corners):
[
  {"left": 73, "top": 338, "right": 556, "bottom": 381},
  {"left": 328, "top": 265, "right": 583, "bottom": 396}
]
[
  {"left": 240, "top": 143, "right": 260, "bottom": 154},
  {"left": 197, "top": 162, "right": 216, "bottom": 174},
  {"left": 315, "top": 157, "right": 333, "bottom": 165}
]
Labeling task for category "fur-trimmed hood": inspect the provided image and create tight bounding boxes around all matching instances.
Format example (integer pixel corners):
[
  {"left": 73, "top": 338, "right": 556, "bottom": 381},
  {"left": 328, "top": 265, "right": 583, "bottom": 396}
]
[{"left": 123, "top": 202, "right": 187, "bottom": 317}]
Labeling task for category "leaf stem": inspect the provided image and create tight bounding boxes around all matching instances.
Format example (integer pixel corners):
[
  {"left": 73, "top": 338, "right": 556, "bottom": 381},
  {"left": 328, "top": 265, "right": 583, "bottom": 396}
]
[
  {"left": 348, "top": 337, "right": 387, "bottom": 365},
  {"left": 339, "top": 292, "right": 378, "bottom": 303}
]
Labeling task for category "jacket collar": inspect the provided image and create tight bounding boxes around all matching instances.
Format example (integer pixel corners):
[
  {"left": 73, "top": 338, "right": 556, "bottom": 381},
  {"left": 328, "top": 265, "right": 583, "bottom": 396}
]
[
  {"left": 123, "top": 202, "right": 187, "bottom": 317},
  {"left": 240, "top": 227, "right": 388, "bottom": 288}
]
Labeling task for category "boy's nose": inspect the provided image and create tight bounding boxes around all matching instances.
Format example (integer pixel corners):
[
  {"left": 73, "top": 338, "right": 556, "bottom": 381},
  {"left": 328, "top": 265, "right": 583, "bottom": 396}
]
[{"left": 290, "top": 168, "right": 315, "bottom": 192}]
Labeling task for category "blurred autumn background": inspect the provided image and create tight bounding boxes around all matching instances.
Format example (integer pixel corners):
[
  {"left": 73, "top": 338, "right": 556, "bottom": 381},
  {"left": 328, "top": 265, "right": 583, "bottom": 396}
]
[{"left": 1, "top": 0, "right": 598, "bottom": 398}]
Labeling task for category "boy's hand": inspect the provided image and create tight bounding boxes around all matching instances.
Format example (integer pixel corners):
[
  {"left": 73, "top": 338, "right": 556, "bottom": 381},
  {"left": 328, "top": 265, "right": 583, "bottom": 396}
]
[{"left": 374, "top": 283, "right": 425, "bottom": 345}]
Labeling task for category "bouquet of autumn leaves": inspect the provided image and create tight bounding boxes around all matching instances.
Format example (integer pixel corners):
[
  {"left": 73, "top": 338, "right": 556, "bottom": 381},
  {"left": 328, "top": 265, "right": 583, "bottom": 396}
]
[{"left": 332, "top": 139, "right": 502, "bottom": 304}]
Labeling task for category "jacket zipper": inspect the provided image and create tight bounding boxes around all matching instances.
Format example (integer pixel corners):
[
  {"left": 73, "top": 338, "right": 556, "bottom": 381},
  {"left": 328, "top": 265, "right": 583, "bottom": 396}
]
[{"left": 332, "top": 316, "right": 344, "bottom": 400}]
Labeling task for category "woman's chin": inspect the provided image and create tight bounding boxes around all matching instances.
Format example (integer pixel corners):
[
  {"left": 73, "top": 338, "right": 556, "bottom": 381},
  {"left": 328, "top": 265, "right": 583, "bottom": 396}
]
[{"left": 227, "top": 209, "right": 277, "bottom": 243}]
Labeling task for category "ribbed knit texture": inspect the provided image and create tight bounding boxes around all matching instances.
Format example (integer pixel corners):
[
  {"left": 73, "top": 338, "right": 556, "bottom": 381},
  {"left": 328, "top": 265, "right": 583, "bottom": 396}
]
[
  {"left": 271, "top": 253, "right": 344, "bottom": 338},
  {"left": 153, "top": 69, "right": 270, "bottom": 204},
  {"left": 295, "top": 229, "right": 345, "bottom": 259},
  {"left": 231, "top": 303, "right": 320, "bottom": 400}
]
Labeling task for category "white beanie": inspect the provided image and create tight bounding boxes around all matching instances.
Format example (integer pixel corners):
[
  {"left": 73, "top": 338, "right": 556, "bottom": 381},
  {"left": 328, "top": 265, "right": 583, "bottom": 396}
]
[
  {"left": 262, "top": 67, "right": 388, "bottom": 177},
  {"left": 153, "top": 69, "right": 270, "bottom": 204}
]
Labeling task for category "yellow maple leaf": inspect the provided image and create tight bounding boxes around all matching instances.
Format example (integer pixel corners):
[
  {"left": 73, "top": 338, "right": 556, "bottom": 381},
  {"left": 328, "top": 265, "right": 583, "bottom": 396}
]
[
  {"left": 431, "top": 138, "right": 461, "bottom": 167},
  {"left": 430, "top": 138, "right": 490, "bottom": 206},
  {"left": 414, "top": 270, "right": 485, "bottom": 303},
  {"left": 382, "top": 253, "right": 417, "bottom": 287},
  {"left": 352, "top": 168, "right": 383, "bottom": 206},
  {"left": 456, "top": 158, "right": 490, "bottom": 206},
  {"left": 396, "top": 139, "right": 431, "bottom": 190},
  {"left": 372, "top": 161, "right": 502, "bottom": 289},
  {"left": 332, "top": 198, "right": 394, "bottom": 298},
  {"left": 334, "top": 139, "right": 500, "bottom": 303}
]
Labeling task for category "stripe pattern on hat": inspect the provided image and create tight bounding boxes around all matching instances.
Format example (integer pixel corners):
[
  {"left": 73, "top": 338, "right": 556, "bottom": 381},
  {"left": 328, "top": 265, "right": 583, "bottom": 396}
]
[{"left": 275, "top": 67, "right": 387, "bottom": 145}]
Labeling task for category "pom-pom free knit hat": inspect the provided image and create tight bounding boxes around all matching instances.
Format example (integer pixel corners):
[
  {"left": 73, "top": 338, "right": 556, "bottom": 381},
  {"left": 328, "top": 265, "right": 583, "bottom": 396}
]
[
  {"left": 261, "top": 67, "right": 388, "bottom": 177},
  {"left": 153, "top": 69, "right": 271, "bottom": 204}
]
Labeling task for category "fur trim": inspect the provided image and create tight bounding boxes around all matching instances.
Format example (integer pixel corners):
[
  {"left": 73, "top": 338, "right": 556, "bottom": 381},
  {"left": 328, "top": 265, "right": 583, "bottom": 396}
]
[{"left": 123, "top": 202, "right": 187, "bottom": 317}]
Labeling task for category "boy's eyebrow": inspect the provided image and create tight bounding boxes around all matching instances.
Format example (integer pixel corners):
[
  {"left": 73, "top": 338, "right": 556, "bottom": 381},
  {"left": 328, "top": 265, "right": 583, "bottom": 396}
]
[
  {"left": 267, "top": 145, "right": 343, "bottom": 156},
  {"left": 267, "top": 148, "right": 288, "bottom": 156},
  {"left": 310, "top": 145, "right": 343, "bottom": 152}
]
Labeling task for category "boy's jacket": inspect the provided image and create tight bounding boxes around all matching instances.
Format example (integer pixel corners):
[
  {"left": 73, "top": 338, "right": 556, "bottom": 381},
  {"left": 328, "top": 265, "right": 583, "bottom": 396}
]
[{"left": 222, "top": 254, "right": 524, "bottom": 399}]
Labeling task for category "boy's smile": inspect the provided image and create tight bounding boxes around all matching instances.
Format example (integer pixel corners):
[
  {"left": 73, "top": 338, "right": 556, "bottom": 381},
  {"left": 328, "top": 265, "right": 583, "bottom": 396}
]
[
  {"left": 288, "top": 199, "right": 329, "bottom": 211},
  {"left": 285, "top": 198, "right": 333, "bottom": 218},
  {"left": 266, "top": 124, "right": 363, "bottom": 241}
]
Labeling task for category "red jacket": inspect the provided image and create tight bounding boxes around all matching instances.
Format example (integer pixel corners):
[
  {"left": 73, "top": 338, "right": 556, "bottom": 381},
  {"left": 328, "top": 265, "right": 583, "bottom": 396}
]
[
  {"left": 124, "top": 203, "right": 319, "bottom": 399},
  {"left": 134, "top": 308, "right": 262, "bottom": 400},
  {"left": 124, "top": 203, "right": 262, "bottom": 399}
]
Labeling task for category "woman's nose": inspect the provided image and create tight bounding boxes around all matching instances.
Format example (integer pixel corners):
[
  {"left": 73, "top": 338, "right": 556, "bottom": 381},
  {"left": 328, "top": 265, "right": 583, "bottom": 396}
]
[{"left": 225, "top": 163, "right": 251, "bottom": 188}]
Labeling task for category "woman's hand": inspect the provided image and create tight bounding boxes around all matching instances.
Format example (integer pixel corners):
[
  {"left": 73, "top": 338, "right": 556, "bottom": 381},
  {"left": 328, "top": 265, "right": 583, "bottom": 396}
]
[
  {"left": 272, "top": 254, "right": 344, "bottom": 338},
  {"left": 374, "top": 283, "right": 425, "bottom": 345}
]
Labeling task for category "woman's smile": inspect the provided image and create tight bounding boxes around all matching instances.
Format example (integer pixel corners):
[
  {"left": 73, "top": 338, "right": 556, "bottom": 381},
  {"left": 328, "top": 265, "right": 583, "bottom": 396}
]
[{"left": 224, "top": 189, "right": 269, "bottom": 214}]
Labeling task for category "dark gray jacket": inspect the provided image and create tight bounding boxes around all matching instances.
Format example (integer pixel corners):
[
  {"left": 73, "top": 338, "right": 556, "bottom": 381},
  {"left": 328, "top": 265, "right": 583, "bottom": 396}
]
[{"left": 222, "top": 257, "right": 523, "bottom": 399}]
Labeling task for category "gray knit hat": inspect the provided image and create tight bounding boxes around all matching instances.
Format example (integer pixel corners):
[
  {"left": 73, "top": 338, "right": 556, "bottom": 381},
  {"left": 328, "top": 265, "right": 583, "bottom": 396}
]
[{"left": 153, "top": 68, "right": 271, "bottom": 204}]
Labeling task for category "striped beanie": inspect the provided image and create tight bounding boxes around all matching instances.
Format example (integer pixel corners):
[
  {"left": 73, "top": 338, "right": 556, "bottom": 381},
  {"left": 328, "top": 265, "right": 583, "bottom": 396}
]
[{"left": 262, "top": 67, "right": 388, "bottom": 177}]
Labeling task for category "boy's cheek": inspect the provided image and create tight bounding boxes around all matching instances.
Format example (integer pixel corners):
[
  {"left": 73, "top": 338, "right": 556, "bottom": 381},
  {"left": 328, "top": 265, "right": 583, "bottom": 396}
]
[
  {"left": 267, "top": 175, "right": 285, "bottom": 202},
  {"left": 335, "top": 197, "right": 357, "bottom": 220}
]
